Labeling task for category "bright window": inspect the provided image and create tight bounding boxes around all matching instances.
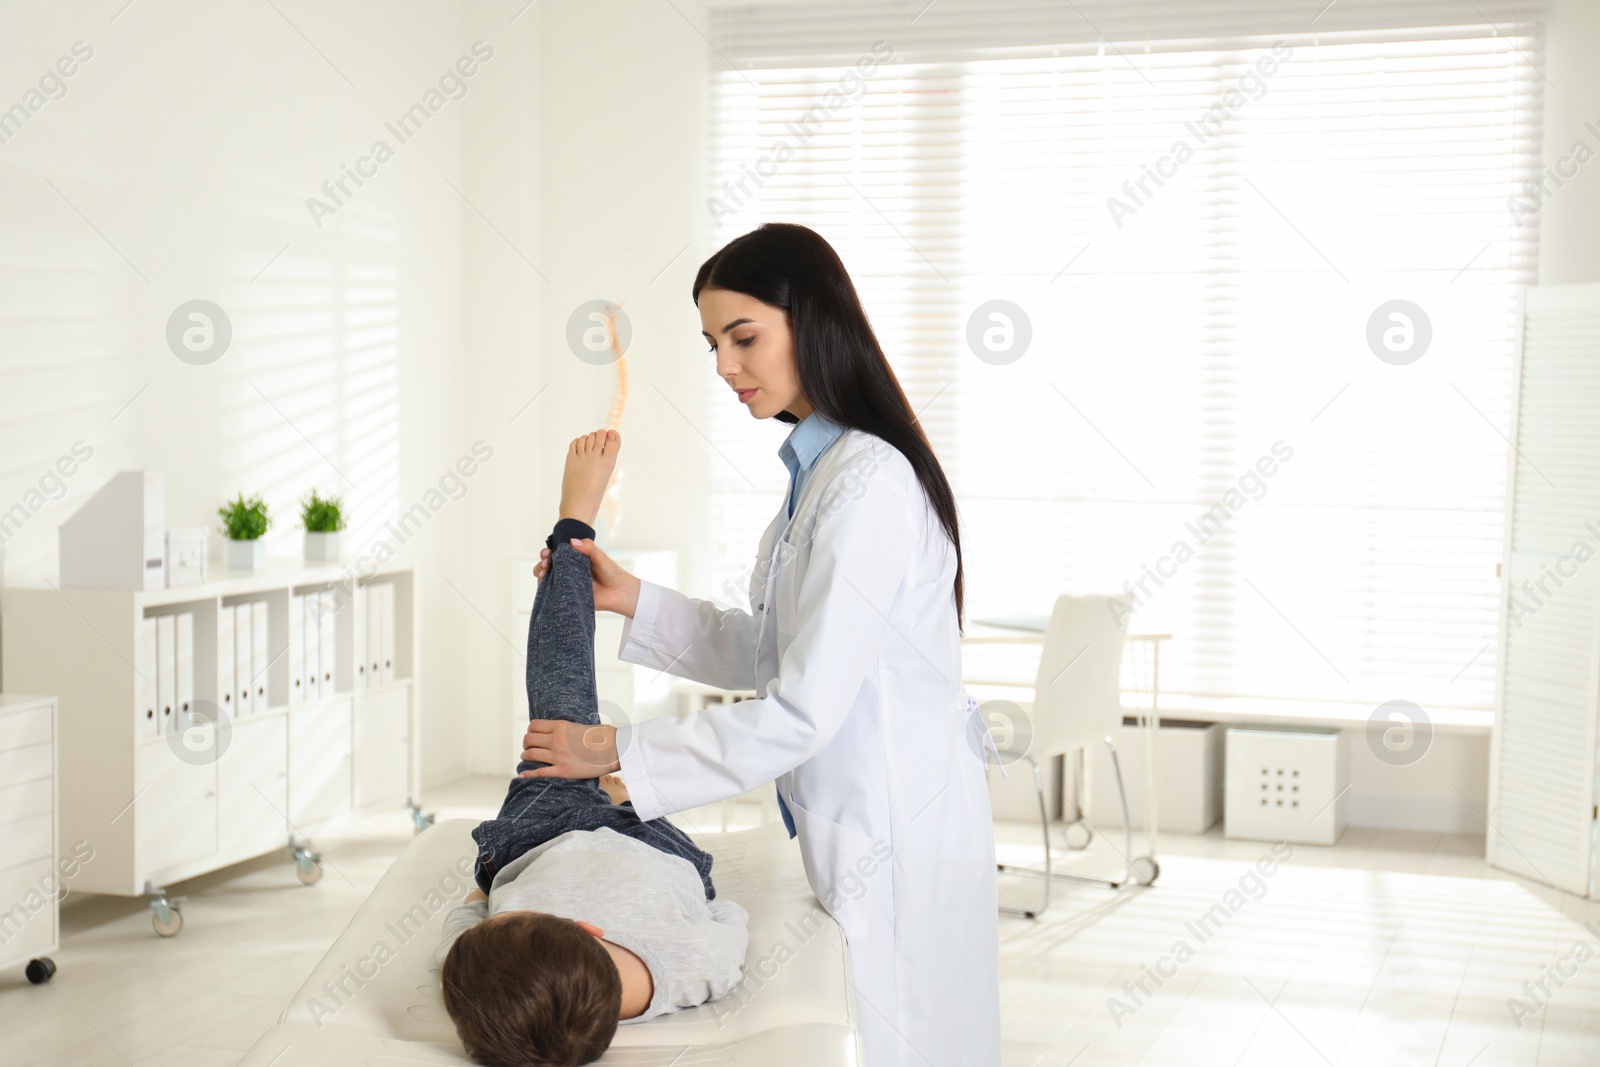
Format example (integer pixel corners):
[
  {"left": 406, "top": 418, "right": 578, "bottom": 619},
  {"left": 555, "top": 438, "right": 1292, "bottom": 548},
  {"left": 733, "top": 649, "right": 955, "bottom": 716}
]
[{"left": 704, "top": 0, "right": 1544, "bottom": 717}]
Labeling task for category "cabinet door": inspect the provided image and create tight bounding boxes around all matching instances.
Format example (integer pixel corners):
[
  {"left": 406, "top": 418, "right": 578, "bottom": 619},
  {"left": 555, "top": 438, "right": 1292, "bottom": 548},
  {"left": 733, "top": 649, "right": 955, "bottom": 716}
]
[
  {"left": 289, "top": 698, "right": 351, "bottom": 826},
  {"left": 354, "top": 686, "right": 409, "bottom": 809},
  {"left": 135, "top": 739, "right": 218, "bottom": 878},
  {"left": 219, "top": 715, "right": 288, "bottom": 856}
]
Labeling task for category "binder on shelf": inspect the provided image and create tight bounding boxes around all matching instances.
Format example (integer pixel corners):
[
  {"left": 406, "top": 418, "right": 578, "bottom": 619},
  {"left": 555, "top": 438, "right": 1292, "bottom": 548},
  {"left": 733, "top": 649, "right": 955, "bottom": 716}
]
[
  {"left": 365, "top": 585, "right": 381, "bottom": 686},
  {"left": 317, "top": 592, "right": 336, "bottom": 697},
  {"left": 288, "top": 594, "right": 305, "bottom": 706},
  {"left": 353, "top": 591, "right": 367, "bottom": 689},
  {"left": 304, "top": 594, "right": 320, "bottom": 702},
  {"left": 251, "top": 600, "right": 269, "bottom": 708},
  {"left": 138, "top": 616, "right": 159, "bottom": 738},
  {"left": 176, "top": 612, "right": 195, "bottom": 724},
  {"left": 156, "top": 614, "right": 176, "bottom": 736},
  {"left": 235, "top": 603, "right": 253, "bottom": 713},
  {"left": 217, "top": 603, "right": 234, "bottom": 716},
  {"left": 377, "top": 583, "right": 396, "bottom": 685}
]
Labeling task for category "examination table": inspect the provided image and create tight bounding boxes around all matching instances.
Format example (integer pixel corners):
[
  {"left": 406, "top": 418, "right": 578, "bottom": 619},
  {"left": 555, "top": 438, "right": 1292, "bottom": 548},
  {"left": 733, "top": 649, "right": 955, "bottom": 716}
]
[{"left": 237, "top": 818, "right": 861, "bottom": 1066}]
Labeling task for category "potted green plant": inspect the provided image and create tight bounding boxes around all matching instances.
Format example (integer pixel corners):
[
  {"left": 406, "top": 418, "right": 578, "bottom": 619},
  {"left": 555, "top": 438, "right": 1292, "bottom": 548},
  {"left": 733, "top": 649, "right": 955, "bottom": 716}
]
[
  {"left": 218, "top": 493, "right": 271, "bottom": 572},
  {"left": 301, "top": 489, "right": 345, "bottom": 563}
]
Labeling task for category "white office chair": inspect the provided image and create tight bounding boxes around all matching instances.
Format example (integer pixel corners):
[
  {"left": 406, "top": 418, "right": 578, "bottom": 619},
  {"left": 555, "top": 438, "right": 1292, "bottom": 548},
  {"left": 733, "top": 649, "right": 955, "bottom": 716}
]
[{"left": 990, "top": 594, "right": 1157, "bottom": 919}]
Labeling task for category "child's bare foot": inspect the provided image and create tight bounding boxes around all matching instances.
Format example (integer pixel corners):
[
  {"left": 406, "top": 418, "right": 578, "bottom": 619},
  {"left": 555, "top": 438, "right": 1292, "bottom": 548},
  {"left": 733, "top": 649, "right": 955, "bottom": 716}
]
[
  {"left": 598, "top": 774, "right": 630, "bottom": 805},
  {"left": 560, "top": 430, "right": 620, "bottom": 527}
]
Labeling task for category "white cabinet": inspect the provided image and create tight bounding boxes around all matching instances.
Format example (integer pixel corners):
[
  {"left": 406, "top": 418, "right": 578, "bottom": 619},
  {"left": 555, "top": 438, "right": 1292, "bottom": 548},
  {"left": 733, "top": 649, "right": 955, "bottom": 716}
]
[
  {"left": 135, "top": 737, "right": 218, "bottom": 876},
  {"left": 219, "top": 715, "right": 289, "bottom": 858},
  {"left": 355, "top": 686, "right": 410, "bottom": 809},
  {"left": 2, "top": 566, "right": 420, "bottom": 926},
  {"left": 0, "top": 695, "right": 59, "bottom": 981},
  {"left": 290, "top": 698, "right": 353, "bottom": 826}
]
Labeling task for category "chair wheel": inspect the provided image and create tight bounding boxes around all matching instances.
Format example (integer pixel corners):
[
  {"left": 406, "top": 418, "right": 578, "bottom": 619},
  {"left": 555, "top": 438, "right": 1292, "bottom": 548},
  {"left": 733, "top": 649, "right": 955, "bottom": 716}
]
[
  {"left": 1131, "top": 856, "right": 1160, "bottom": 886},
  {"left": 152, "top": 908, "right": 184, "bottom": 937},
  {"left": 1063, "top": 821, "right": 1094, "bottom": 850},
  {"left": 25, "top": 958, "right": 56, "bottom": 984}
]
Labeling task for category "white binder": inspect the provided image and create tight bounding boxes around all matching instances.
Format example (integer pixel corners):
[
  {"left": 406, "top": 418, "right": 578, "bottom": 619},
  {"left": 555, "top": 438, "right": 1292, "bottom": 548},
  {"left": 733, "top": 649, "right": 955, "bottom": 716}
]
[
  {"left": 288, "top": 594, "right": 305, "bottom": 706},
  {"left": 377, "top": 583, "right": 396, "bottom": 685},
  {"left": 138, "top": 615, "right": 159, "bottom": 738},
  {"left": 317, "top": 592, "right": 336, "bottom": 698},
  {"left": 235, "top": 602, "right": 253, "bottom": 714},
  {"left": 352, "top": 590, "right": 367, "bottom": 689},
  {"left": 251, "top": 600, "right": 269, "bottom": 708},
  {"left": 176, "top": 612, "right": 195, "bottom": 724},
  {"left": 156, "top": 614, "right": 176, "bottom": 736},
  {"left": 365, "top": 585, "right": 381, "bottom": 686},
  {"left": 217, "top": 604, "right": 235, "bottom": 718},
  {"left": 304, "top": 594, "right": 321, "bottom": 702}
]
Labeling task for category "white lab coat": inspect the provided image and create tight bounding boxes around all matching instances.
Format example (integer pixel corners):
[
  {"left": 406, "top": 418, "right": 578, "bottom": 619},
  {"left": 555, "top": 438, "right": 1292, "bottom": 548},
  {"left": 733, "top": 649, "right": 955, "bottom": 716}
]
[{"left": 614, "top": 429, "right": 1001, "bottom": 1067}]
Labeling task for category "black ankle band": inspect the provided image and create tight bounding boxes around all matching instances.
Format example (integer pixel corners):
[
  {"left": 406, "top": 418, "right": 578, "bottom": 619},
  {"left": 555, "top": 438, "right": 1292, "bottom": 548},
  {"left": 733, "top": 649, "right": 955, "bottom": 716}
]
[{"left": 547, "top": 518, "right": 596, "bottom": 551}]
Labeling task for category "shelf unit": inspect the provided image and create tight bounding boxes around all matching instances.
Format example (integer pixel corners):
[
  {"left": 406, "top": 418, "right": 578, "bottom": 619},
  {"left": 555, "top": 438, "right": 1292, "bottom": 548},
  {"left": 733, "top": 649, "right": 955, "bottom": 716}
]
[{"left": 2, "top": 564, "right": 424, "bottom": 934}]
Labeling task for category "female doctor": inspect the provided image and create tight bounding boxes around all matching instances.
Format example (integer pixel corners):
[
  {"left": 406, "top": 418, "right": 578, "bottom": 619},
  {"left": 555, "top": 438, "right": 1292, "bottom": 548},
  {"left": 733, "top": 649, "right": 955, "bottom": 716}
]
[{"left": 523, "top": 222, "right": 1001, "bottom": 1067}]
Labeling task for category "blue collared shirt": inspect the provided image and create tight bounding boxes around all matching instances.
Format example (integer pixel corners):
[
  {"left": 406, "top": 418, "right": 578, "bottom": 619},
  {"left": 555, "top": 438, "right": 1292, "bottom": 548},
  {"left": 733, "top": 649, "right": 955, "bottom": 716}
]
[
  {"left": 778, "top": 411, "right": 846, "bottom": 520},
  {"left": 773, "top": 411, "right": 845, "bottom": 838}
]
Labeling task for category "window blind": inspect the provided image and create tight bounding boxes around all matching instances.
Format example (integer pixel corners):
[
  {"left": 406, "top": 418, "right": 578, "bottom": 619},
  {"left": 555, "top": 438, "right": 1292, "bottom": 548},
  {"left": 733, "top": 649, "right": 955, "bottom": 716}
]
[{"left": 702, "top": 0, "right": 1544, "bottom": 717}]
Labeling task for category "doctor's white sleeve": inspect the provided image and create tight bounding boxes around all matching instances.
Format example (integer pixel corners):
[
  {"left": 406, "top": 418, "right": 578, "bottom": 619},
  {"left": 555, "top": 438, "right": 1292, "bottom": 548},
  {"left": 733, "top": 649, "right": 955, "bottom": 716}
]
[
  {"left": 616, "top": 463, "right": 916, "bottom": 821},
  {"left": 616, "top": 580, "right": 762, "bottom": 692}
]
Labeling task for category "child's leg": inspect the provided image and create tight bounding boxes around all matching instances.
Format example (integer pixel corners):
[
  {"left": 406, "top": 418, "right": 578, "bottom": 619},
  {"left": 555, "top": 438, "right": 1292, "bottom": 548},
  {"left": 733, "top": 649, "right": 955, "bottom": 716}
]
[
  {"left": 517, "top": 430, "right": 619, "bottom": 770},
  {"left": 520, "top": 536, "right": 600, "bottom": 735}
]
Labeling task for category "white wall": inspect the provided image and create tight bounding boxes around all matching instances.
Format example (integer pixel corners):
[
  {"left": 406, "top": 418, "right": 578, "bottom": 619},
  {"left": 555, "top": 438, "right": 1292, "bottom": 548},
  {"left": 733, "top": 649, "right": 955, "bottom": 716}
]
[
  {"left": 1537, "top": 0, "right": 1600, "bottom": 285},
  {"left": 454, "top": 0, "right": 714, "bottom": 772},
  {"left": 0, "top": 0, "right": 478, "bottom": 788}
]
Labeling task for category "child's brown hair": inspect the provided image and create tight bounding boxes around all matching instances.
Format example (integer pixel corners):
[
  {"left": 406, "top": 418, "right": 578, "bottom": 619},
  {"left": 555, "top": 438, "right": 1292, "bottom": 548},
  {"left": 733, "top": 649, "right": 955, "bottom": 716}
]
[{"left": 442, "top": 911, "right": 623, "bottom": 1067}]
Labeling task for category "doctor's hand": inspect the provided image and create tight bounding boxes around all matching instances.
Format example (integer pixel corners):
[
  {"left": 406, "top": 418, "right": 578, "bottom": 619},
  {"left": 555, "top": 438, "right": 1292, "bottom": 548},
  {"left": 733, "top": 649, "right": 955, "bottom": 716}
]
[
  {"left": 535, "top": 539, "right": 641, "bottom": 618},
  {"left": 520, "top": 720, "right": 620, "bottom": 779}
]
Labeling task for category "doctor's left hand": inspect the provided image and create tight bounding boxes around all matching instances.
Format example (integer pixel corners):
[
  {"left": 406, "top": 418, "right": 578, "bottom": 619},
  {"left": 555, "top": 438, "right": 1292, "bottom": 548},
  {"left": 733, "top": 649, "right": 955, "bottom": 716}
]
[{"left": 520, "top": 720, "right": 620, "bottom": 778}]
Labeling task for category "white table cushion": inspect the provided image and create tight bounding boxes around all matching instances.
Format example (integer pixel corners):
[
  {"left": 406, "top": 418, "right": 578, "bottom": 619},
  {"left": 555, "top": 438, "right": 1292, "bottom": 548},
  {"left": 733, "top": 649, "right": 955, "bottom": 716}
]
[{"left": 238, "top": 818, "right": 860, "bottom": 1065}]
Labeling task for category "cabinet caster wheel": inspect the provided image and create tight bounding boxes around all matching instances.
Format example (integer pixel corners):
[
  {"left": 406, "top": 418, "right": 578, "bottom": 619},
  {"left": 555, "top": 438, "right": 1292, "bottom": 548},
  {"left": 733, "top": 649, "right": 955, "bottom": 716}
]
[
  {"left": 293, "top": 846, "right": 324, "bottom": 886},
  {"left": 1130, "top": 856, "right": 1160, "bottom": 886},
  {"left": 411, "top": 806, "right": 435, "bottom": 835},
  {"left": 145, "top": 882, "right": 185, "bottom": 938},
  {"left": 25, "top": 958, "right": 56, "bottom": 984},
  {"left": 1063, "top": 821, "right": 1094, "bottom": 850},
  {"left": 152, "top": 908, "right": 184, "bottom": 937}
]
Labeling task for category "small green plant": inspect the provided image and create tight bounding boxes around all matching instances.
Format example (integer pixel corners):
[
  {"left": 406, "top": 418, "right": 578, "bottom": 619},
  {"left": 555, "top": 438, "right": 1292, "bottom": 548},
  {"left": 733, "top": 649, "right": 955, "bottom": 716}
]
[
  {"left": 301, "top": 489, "right": 346, "bottom": 533},
  {"left": 218, "top": 493, "right": 271, "bottom": 541}
]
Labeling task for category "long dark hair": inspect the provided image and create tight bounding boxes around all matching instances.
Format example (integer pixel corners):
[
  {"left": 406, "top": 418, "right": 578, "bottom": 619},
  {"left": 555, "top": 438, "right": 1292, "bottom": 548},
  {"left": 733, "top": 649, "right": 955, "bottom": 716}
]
[{"left": 693, "top": 222, "right": 965, "bottom": 622}]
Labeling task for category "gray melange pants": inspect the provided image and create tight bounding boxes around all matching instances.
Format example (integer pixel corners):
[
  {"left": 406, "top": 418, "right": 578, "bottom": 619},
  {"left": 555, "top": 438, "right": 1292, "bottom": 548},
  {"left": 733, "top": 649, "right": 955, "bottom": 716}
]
[{"left": 470, "top": 539, "right": 717, "bottom": 898}]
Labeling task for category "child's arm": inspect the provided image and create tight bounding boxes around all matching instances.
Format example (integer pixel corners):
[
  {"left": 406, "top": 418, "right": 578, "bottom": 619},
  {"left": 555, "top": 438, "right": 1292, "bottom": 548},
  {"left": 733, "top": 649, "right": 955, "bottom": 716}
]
[{"left": 437, "top": 897, "right": 490, "bottom": 966}]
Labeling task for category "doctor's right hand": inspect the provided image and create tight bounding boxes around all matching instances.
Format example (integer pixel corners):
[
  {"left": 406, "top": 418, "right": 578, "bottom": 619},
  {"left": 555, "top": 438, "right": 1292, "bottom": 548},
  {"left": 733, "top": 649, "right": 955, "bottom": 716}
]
[{"left": 536, "top": 538, "right": 641, "bottom": 618}]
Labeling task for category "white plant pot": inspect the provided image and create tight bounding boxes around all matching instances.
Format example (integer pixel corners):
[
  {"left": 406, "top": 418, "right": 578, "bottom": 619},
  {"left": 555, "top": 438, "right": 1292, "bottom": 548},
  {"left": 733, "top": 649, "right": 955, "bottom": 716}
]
[
  {"left": 304, "top": 531, "right": 341, "bottom": 563},
  {"left": 227, "top": 538, "right": 266, "bottom": 572}
]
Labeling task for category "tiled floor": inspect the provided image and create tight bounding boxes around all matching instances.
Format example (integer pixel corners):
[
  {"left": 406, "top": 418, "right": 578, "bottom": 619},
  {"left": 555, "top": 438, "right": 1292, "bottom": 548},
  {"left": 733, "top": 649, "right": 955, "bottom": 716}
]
[
  {"left": 2, "top": 778, "right": 1596, "bottom": 1066},
  {"left": 994, "top": 823, "right": 1600, "bottom": 1066}
]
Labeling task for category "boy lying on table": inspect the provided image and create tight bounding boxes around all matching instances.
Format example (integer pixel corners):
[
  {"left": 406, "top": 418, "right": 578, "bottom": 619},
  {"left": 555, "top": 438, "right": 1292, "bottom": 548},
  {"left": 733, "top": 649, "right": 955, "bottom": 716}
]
[{"left": 439, "top": 431, "right": 748, "bottom": 1067}]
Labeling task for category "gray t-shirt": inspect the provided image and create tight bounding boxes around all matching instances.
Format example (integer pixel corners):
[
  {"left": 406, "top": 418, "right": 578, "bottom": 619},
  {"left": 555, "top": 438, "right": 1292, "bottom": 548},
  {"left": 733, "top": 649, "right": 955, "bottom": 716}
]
[{"left": 437, "top": 827, "right": 748, "bottom": 1023}]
